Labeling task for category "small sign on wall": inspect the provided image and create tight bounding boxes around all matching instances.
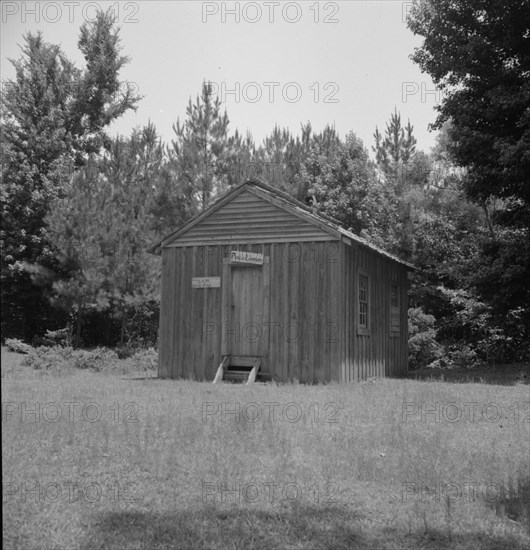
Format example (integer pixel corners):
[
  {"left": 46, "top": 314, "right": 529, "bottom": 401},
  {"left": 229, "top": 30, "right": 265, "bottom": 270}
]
[
  {"left": 192, "top": 277, "right": 221, "bottom": 288},
  {"left": 230, "top": 250, "right": 264, "bottom": 264}
]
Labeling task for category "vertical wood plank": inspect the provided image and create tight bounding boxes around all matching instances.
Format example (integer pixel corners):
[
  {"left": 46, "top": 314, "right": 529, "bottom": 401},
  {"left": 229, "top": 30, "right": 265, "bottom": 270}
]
[
  {"left": 269, "top": 243, "right": 279, "bottom": 381},
  {"left": 221, "top": 260, "right": 231, "bottom": 357},
  {"left": 328, "top": 241, "right": 340, "bottom": 382},
  {"left": 353, "top": 247, "right": 359, "bottom": 382},
  {"left": 262, "top": 256, "right": 271, "bottom": 362},
  {"left": 340, "top": 242, "right": 347, "bottom": 383},
  {"left": 314, "top": 244, "right": 324, "bottom": 383},
  {"left": 287, "top": 244, "right": 299, "bottom": 382},
  {"left": 158, "top": 250, "right": 170, "bottom": 378},
  {"left": 175, "top": 248, "right": 185, "bottom": 378},
  {"left": 190, "top": 246, "right": 201, "bottom": 379}
]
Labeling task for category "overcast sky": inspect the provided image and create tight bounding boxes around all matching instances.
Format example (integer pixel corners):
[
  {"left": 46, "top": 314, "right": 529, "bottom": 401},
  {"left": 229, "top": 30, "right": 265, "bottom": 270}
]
[{"left": 1, "top": 1, "right": 442, "bottom": 154}]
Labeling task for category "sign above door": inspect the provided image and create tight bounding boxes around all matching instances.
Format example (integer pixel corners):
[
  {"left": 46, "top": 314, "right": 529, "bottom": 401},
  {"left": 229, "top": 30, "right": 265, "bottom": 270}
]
[{"left": 229, "top": 250, "right": 264, "bottom": 265}]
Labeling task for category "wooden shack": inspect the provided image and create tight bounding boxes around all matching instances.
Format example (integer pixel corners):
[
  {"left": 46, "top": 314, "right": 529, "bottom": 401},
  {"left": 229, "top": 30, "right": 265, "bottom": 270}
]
[{"left": 149, "top": 179, "right": 413, "bottom": 383}]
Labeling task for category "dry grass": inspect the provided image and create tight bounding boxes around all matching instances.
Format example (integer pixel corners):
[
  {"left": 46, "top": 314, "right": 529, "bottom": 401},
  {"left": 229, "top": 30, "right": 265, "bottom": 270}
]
[{"left": 2, "top": 347, "right": 529, "bottom": 549}]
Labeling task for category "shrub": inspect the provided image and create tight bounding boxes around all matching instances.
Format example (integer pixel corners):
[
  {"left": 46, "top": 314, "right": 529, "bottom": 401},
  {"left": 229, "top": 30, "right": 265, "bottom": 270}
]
[
  {"left": 32, "top": 328, "right": 71, "bottom": 348},
  {"left": 115, "top": 344, "right": 137, "bottom": 360},
  {"left": 21, "top": 346, "right": 74, "bottom": 373},
  {"left": 43, "top": 328, "right": 70, "bottom": 347},
  {"left": 5, "top": 338, "right": 33, "bottom": 354},
  {"left": 130, "top": 347, "right": 158, "bottom": 372},
  {"left": 21, "top": 346, "right": 119, "bottom": 373},
  {"left": 408, "top": 307, "right": 443, "bottom": 369},
  {"left": 71, "top": 348, "right": 119, "bottom": 372},
  {"left": 447, "top": 344, "right": 478, "bottom": 368}
]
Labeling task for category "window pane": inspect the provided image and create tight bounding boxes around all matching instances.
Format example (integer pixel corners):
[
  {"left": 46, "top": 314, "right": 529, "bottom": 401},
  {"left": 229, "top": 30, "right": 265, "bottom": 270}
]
[
  {"left": 390, "top": 284, "right": 400, "bottom": 332},
  {"left": 391, "top": 284, "right": 399, "bottom": 308},
  {"left": 359, "top": 275, "right": 368, "bottom": 328}
]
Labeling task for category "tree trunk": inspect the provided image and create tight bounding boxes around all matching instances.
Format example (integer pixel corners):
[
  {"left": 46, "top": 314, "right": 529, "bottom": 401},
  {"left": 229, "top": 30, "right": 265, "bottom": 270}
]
[
  {"left": 120, "top": 310, "right": 127, "bottom": 345},
  {"left": 75, "top": 303, "right": 83, "bottom": 349}
]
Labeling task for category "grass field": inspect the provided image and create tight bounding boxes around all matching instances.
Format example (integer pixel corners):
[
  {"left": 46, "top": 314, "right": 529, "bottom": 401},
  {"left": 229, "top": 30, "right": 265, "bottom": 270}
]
[{"left": 2, "top": 347, "right": 529, "bottom": 549}]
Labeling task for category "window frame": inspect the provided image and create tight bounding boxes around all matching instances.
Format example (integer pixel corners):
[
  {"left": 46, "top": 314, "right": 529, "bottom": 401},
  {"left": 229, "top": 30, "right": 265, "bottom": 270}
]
[
  {"left": 390, "top": 281, "right": 400, "bottom": 335},
  {"left": 357, "top": 270, "right": 371, "bottom": 335}
]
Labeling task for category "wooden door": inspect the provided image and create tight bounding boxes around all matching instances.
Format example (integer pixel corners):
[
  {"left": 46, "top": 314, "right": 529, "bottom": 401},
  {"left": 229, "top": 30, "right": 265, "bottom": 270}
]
[{"left": 230, "top": 266, "right": 264, "bottom": 356}]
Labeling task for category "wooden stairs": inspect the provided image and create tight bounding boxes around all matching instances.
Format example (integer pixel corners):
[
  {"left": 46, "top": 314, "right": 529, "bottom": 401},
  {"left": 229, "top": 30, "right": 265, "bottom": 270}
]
[{"left": 213, "top": 355, "right": 271, "bottom": 384}]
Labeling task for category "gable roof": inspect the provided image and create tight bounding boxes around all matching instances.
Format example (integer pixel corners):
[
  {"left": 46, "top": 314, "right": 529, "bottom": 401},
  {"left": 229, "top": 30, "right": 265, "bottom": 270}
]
[{"left": 149, "top": 179, "right": 415, "bottom": 269}]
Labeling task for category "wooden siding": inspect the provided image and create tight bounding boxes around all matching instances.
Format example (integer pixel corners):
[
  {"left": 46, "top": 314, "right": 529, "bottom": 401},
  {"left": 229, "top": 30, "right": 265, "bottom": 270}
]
[
  {"left": 341, "top": 242, "right": 408, "bottom": 382},
  {"left": 158, "top": 242, "right": 342, "bottom": 382},
  {"left": 165, "top": 189, "right": 335, "bottom": 246}
]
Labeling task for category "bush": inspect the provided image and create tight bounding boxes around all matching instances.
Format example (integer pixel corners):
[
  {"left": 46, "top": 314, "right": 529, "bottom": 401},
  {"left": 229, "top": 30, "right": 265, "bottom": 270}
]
[
  {"left": 21, "top": 346, "right": 119, "bottom": 373},
  {"left": 130, "top": 347, "right": 158, "bottom": 371},
  {"left": 14, "top": 340, "right": 155, "bottom": 375},
  {"left": 33, "top": 328, "right": 70, "bottom": 348},
  {"left": 71, "top": 348, "right": 119, "bottom": 372},
  {"left": 115, "top": 344, "right": 137, "bottom": 360},
  {"left": 447, "top": 344, "right": 478, "bottom": 368},
  {"left": 21, "top": 346, "right": 74, "bottom": 372},
  {"left": 408, "top": 307, "right": 443, "bottom": 369},
  {"left": 5, "top": 338, "right": 33, "bottom": 354}
]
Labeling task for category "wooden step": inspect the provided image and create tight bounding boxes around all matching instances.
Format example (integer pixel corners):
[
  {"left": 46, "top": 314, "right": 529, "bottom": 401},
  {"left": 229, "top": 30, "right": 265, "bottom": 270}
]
[
  {"left": 223, "top": 371, "right": 249, "bottom": 383},
  {"left": 229, "top": 355, "right": 259, "bottom": 367},
  {"left": 213, "top": 355, "right": 268, "bottom": 384}
]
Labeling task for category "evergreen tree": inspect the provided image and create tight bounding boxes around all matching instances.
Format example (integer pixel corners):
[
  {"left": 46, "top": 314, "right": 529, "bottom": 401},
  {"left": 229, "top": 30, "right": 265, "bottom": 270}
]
[
  {"left": 46, "top": 125, "right": 163, "bottom": 344},
  {"left": 257, "top": 123, "right": 341, "bottom": 201},
  {"left": 168, "top": 82, "right": 235, "bottom": 213},
  {"left": 372, "top": 110, "right": 425, "bottom": 259},
  {"left": 1, "top": 33, "right": 78, "bottom": 338},
  {"left": 0, "top": 11, "right": 139, "bottom": 340},
  {"left": 373, "top": 108, "right": 417, "bottom": 188}
]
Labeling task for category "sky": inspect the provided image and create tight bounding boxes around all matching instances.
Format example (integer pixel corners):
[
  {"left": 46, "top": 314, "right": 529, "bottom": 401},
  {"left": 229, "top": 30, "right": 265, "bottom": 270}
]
[{"left": 1, "top": 0, "right": 443, "bottom": 154}]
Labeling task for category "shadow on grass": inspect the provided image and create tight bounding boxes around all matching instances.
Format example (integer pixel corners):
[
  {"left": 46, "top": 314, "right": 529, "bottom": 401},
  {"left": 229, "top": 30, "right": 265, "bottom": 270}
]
[
  {"left": 405, "top": 363, "right": 529, "bottom": 386},
  {"left": 80, "top": 504, "right": 527, "bottom": 550},
  {"left": 490, "top": 477, "right": 530, "bottom": 527}
]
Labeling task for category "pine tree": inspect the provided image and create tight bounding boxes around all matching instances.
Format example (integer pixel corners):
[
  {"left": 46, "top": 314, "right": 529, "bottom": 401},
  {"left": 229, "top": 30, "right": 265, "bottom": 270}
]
[
  {"left": 0, "top": 33, "right": 79, "bottom": 338},
  {"left": 0, "top": 11, "right": 140, "bottom": 340},
  {"left": 257, "top": 123, "right": 341, "bottom": 201},
  {"left": 46, "top": 125, "right": 163, "bottom": 344},
  {"left": 373, "top": 109, "right": 417, "bottom": 188},
  {"left": 168, "top": 82, "right": 234, "bottom": 213},
  {"left": 372, "top": 110, "right": 425, "bottom": 259}
]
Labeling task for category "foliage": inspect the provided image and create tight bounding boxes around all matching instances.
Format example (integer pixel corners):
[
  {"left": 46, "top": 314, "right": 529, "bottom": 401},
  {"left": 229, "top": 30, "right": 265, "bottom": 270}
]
[
  {"left": 4, "top": 338, "right": 33, "bottom": 355},
  {"left": 408, "top": 307, "right": 443, "bottom": 369},
  {"left": 373, "top": 108, "right": 417, "bottom": 184},
  {"left": 130, "top": 347, "right": 158, "bottom": 371},
  {"left": 70, "top": 347, "right": 119, "bottom": 372},
  {"left": 372, "top": 110, "right": 429, "bottom": 261},
  {"left": 20, "top": 344, "right": 119, "bottom": 373},
  {"left": 255, "top": 123, "right": 342, "bottom": 202},
  {"left": 16, "top": 342, "right": 154, "bottom": 374},
  {"left": 294, "top": 132, "right": 401, "bottom": 252},
  {"left": 167, "top": 81, "right": 249, "bottom": 214},
  {"left": 21, "top": 345, "right": 74, "bottom": 372},
  {"left": 46, "top": 125, "right": 163, "bottom": 343},
  {"left": 0, "top": 10, "right": 140, "bottom": 342},
  {"left": 408, "top": 0, "right": 530, "bottom": 226},
  {"left": 33, "top": 328, "right": 71, "bottom": 347},
  {"left": 120, "top": 299, "right": 159, "bottom": 348}
]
